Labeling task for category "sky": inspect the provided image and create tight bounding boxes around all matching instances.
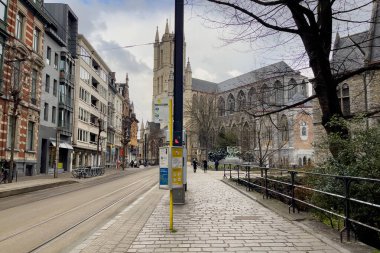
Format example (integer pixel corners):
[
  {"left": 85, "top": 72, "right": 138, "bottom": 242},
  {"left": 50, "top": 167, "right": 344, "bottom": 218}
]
[{"left": 45, "top": 0, "right": 373, "bottom": 124}]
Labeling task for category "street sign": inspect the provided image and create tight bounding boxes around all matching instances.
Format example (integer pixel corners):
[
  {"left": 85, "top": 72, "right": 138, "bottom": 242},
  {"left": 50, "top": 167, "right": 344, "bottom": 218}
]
[
  {"left": 159, "top": 147, "right": 170, "bottom": 189},
  {"left": 153, "top": 98, "right": 169, "bottom": 123}
]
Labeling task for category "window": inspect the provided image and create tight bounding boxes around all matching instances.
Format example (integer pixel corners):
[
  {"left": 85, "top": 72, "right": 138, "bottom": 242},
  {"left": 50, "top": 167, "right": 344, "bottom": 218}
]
[
  {"left": 7, "top": 116, "right": 16, "bottom": 148},
  {"left": 80, "top": 46, "right": 91, "bottom": 65},
  {"left": 218, "top": 97, "right": 225, "bottom": 116},
  {"left": 54, "top": 53, "right": 58, "bottom": 70},
  {"left": 12, "top": 60, "right": 21, "bottom": 90},
  {"left": 45, "top": 74, "right": 50, "bottom": 92},
  {"left": 288, "top": 79, "right": 297, "bottom": 100},
  {"left": 338, "top": 83, "right": 350, "bottom": 116},
  {"left": 79, "top": 107, "right": 90, "bottom": 122},
  {"left": 80, "top": 66, "right": 90, "bottom": 84},
  {"left": 46, "top": 47, "right": 51, "bottom": 65},
  {"left": 78, "top": 128, "right": 89, "bottom": 142},
  {"left": 248, "top": 88, "right": 257, "bottom": 107},
  {"left": 15, "top": 12, "right": 24, "bottom": 40},
  {"left": 79, "top": 87, "right": 90, "bottom": 103},
  {"left": 300, "top": 122, "right": 308, "bottom": 140},
  {"left": 44, "top": 103, "right": 48, "bottom": 121},
  {"left": 241, "top": 122, "right": 250, "bottom": 151},
  {"left": 33, "top": 28, "right": 40, "bottom": 52},
  {"left": 27, "top": 121, "right": 34, "bottom": 151},
  {"left": 261, "top": 84, "right": 269, "bottom": 104},
  {"left": 237, "top": 90, "right": 246, "bottom": 111},
  {"left": 0, "top": 0, "right": 7, "bottom": 22},
  {"left": 31, "top": 70, "right": 37, "bottom": 104},
  {"left": 274, "top": 80, "right": 283, "bottom": 105},
  {"left": 52, "top": 106, "right": 56, "bottom": 123},
  {"left": 227, "top": 94, "right": 235, "bottom": 114},
  {"left": 53, "top": 79, "right": 57, "bottom": 96}
]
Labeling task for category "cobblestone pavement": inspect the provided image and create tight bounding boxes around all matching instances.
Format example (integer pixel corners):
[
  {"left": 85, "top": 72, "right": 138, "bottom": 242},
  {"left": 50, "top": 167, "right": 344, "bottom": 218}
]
[{"left": 73, "top": 168, "right": 348, "bottom": 253}]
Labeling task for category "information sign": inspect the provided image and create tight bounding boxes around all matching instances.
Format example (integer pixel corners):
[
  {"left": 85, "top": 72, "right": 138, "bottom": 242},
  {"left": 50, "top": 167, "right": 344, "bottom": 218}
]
[
  {"left": 159, "top": 147, "right": 170, "bottom": 189},
  {"left": 171, "top": 147, "right": 183, "bottom": 188},
  {"left": 153, "top": 98, "right": 169, "bottom": 123}
]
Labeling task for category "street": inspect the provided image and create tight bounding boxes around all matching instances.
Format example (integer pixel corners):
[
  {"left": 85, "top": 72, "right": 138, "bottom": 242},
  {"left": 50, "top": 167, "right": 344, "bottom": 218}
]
[{"left": 0, "top": 167, "right": 158, "bottom": 253}]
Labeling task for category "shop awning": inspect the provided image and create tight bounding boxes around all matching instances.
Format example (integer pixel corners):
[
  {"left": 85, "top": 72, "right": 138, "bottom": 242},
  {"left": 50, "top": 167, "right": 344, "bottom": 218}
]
[{"left": 49, "top": 141, "right": 73, "bottom": 150}]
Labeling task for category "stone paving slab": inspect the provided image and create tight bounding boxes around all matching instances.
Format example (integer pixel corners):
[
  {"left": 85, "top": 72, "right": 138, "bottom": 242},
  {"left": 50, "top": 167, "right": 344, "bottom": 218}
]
[
  {"left": 126, "top": 169, "right": 347, "bottom": 253},
  {"left": 70, "top": 167, "right": 352, "bottom": 253}
]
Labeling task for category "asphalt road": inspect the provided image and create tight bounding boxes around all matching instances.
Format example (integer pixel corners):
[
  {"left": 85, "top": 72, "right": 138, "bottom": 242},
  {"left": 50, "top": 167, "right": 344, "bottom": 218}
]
[{"left": 0, "top": 167, "right": 158, "bottom": 253}]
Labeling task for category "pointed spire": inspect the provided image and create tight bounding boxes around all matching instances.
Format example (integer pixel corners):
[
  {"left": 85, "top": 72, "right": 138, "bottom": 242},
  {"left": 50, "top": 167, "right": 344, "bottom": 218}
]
[
  {"left": 186, "top": 57, "right": 192, "bottom": 72},
  {"left": 165, "top": 19, "right": 169, "bottom": 34},
  {"left": 155, "top": 26, "right": 159, "bottom": 42}
]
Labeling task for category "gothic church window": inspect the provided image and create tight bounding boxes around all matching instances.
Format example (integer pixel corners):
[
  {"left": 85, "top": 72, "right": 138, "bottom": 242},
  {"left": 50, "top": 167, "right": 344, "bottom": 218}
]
[
  {"left": 227, "top": 93, "right": 235, "bottom": 114},
  {"left": 248, "top": 88, "right": 257, "bottom": 107},
  {"left": 300, "top": 80, "right": 307, "bottom": 97},
  {"left": 300, "top": 121, "right": 308, "bottom": 140},
  {"left": 337, "top": 83, "right": 350, "bottom": 116},
  {"left": 261, "top": 84, "right": 269, "bottom": 104},
  {"left": 274, "top": 80, "right": 284, "bottom": 105},
  {"left": 237, "top": 90, "right": 246, "bottom": 111},
  {"left": 288, "top": 79, "right": 297, "bottom": 100}
]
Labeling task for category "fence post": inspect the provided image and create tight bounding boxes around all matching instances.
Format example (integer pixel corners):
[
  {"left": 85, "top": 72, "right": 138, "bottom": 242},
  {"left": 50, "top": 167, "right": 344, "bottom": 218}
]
[
  {"left": 229, "top": 164, "right": 232, "bottom": 179},
  {"left": 264, "top": 168, "right": 268, "bottom": 199},
  {"left": 289, "top": 171, "right": 297, "bottom": 213},
  {"left": 342, "top": 177, "right": 352, "bottom": 242},
  {"left": 247, "top": 166, "right": 250, "bottom": 191},
  {"left": 237, "top": 165, "right": 240, "bottom": 183},
  {"left": 223, "top": 164, "right": 226, "bottom": 178}
]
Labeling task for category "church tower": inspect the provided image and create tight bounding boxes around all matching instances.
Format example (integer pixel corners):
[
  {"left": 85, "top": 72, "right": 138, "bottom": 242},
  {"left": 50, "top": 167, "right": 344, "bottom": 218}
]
[{"left": 152, "top": 20, "right": 187, "bottom": 128}]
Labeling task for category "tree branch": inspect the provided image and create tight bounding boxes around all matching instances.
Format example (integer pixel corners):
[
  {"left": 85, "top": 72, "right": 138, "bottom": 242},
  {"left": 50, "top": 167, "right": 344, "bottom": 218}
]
[
  {"left": 207, "top": 0, "right": 300, "bottom": 34},
  {"left": 335, "top": 64, "right": 380, "bottom": 83}
]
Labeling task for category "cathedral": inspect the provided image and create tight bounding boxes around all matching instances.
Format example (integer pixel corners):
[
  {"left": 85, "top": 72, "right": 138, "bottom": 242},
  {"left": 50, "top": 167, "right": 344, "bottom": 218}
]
[{"left": 139, "top": 20, "right": 314, "bottom": 167}]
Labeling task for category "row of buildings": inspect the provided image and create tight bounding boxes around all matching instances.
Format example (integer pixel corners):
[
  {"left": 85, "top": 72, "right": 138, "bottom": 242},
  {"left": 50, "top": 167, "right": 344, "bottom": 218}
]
[
  {"left": 0, "top": 1, "right": 138, "bottom": 176},
  {"left": 139, "top": 12, "right": 380, "bottom": 167}
]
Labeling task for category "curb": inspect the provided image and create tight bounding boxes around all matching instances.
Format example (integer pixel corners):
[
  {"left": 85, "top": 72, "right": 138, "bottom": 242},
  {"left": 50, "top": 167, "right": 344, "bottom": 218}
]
[{"left": 0, "top": 180, "right": 78, "bottom": 198}]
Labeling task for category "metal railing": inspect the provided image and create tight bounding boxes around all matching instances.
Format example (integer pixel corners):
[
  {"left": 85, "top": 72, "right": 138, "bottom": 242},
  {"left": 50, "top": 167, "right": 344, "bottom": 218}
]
[
  {"left": 222, "top": 163, "right": 380, "bottom": 242},
  {"left": 72, "top": 166, "right": 105, "bottom": 179}
]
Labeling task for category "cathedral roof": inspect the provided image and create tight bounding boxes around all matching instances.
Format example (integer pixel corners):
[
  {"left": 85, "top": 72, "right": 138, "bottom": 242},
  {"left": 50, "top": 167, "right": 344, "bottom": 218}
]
[
  {"left": 217, "top": 61, "right": 295, "bottom": 92},
  {"left": 191, "top": 78, "right": 218, "bottom": 93},
  {"left": 331, "top": 31, "right": 370, "bottom": 74}
]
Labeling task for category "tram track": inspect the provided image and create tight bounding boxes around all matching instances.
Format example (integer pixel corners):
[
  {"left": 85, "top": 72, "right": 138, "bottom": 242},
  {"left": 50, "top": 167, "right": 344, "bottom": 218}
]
[{"left": 0, "top": 169, "right": 158, "bottom": 253}]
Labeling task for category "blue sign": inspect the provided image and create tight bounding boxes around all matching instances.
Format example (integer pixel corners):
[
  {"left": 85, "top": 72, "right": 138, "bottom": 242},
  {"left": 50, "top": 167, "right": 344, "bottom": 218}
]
[{"left": 160, "top": 168, "right": 168, "bottom": 186}]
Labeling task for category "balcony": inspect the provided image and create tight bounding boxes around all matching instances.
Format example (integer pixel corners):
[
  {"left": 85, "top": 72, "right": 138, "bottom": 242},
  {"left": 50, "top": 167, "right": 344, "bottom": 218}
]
[
  {"left": 59, "top": 70, "right": 74, "bottom": 85},
  {"left": 58, "top": 94, "right": 73, "bottom": 110}
]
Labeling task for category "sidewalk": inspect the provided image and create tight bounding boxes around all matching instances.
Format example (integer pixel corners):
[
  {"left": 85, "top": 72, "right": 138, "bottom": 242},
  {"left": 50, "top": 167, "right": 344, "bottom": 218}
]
[
  {"left": 71, "top": 167, "right": 357, "bottom": 253},
  {"left": 0, "top": 167, "right": 127, "bottom": 198}
]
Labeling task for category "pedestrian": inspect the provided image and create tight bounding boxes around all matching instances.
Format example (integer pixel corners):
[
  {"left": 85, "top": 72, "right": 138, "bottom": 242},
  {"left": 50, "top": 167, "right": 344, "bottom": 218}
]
[
  {"left": 1, "top": 168, "right": 8, "bottom": 184},
  {"left": 203, "top": 159, "right": 207, "bottom": 173},
  {"left": 215, "top": 160, "right": 219, "bottom": 171},
  {"left": 192, "top": 158, "right": 197, "bottom": 173}
]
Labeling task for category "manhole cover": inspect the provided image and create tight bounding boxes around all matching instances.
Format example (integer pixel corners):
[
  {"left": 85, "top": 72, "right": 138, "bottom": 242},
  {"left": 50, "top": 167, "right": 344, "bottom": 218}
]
[{"left": 233, "top": 216, "right": 261, "bottom": 220}]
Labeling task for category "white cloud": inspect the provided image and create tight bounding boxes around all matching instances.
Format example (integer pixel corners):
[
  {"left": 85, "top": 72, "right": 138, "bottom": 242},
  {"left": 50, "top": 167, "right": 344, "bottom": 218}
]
[
  {"left": 193, "top": 67, "right": 217, "bottom": 82},
  {"left": 45, "top": 0, "right": 311, "bottom": 123},
  {"left": 227, "top": 70, "right": 243, "bottom": 78}
]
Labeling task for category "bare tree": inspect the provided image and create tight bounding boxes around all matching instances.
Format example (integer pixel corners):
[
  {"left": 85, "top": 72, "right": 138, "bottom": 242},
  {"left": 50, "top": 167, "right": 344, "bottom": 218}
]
[
  {"left": 8, "top": 59, "right": 23, "bottom": 183},
  {"left": 96, "top": 117, "right": 105, "bottom": 166},
  {"left": 185, "top": 94, "right": 219, "bottom": 159},
  {"left": 189, "top": 0, "right": 380, "bottom": 157}
]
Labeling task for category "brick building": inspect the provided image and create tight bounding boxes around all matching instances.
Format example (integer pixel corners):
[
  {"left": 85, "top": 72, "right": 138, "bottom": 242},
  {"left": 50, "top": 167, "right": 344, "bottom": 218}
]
[{"left": 0, "top": 0, "right": 51, "bottom": 175}]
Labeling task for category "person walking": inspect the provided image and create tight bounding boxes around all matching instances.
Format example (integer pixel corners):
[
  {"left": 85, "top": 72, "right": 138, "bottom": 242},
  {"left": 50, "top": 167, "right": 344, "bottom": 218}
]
[
  {"left": 203, "top": 159, "right": 208, "bottom": 173},
  {"left": 215, "top": 160, "right": 219, "bottom": 171},
  {"left": 192, "top": 158, "right": 197, "bottom": 173}
]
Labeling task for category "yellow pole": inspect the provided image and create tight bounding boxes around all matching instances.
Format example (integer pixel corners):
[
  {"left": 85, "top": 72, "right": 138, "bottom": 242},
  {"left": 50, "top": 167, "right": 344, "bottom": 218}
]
[{"left": 169, "top": 99, "right": 173, "bottom": 231}]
